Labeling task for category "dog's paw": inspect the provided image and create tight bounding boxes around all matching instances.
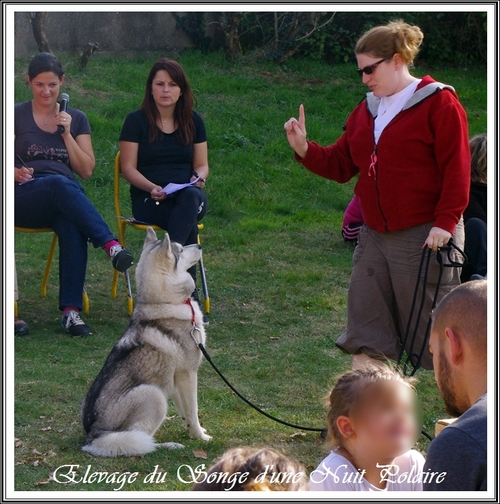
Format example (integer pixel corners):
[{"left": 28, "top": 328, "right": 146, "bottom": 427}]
[
  {"left": 156, "top": 442, "right": 185, "bottom": 450},
  {"left": 189, "top": 426, "right": 212, "bottom": 441}
]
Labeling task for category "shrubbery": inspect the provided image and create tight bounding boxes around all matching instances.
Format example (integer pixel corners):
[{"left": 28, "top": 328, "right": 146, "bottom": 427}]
[{"left": 176, "top": 11, "right": 487, "bottom": 66}]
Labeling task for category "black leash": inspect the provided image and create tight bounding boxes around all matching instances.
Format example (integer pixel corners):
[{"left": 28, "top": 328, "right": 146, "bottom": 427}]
[
  {"left": 197, "top": 339, "right": 436, "bottom": 442},
  {"left": 196, "top": 341, "right": 325, "bottom": 434},
  {"left": 188, "top": 240, "right": 467, "bottom": 441},
  {"left": 398, "top": 239, "right": 468, "bottom": 376},
  {"left": 397, "top": 239, "right": 467, "bottom": 442},
  {"left": 398, "top": 238, "right": 467, "bottom": 441}
]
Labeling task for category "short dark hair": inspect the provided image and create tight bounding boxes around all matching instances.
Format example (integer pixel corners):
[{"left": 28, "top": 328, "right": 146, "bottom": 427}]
[
  {"left": 28, "top": 52, "right": 64, "bottom": 80},
  {"left": 431, "top": 280, "right": 487, "bottom": 356}
]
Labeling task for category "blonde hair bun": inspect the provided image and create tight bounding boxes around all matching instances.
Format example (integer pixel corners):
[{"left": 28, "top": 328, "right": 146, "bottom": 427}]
[{"left": 355, "top": 19, "right": 424, "bottom": 66}]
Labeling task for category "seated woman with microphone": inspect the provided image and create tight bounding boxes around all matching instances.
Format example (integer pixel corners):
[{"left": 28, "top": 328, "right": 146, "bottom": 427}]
[{"left": 15, "top": 52, "right": 133, "bottom": 337}]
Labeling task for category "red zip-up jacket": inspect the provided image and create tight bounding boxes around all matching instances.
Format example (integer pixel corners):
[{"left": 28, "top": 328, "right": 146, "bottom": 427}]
[{"left": 296, "top": 76, "right": 470, "bottom": 234}]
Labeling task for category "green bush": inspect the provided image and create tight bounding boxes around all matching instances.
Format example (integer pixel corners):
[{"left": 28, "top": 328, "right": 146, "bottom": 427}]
[{"left": 177, "top": 11, "right": 487, "bottom": 67}]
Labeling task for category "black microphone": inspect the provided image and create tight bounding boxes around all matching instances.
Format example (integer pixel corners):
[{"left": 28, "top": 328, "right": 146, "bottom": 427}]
[{"left": 58, "top": 93, "right": 70, "bottom": 134}]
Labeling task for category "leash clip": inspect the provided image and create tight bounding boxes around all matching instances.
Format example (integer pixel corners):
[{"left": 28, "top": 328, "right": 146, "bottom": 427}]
[{"left": 190, "top": 325, "right": 202, "bottom": 345}]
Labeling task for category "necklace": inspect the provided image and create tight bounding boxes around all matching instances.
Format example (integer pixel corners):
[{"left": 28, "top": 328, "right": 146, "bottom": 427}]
[{"left": 32, "top": 102, "right": 55, "bottom": 125}]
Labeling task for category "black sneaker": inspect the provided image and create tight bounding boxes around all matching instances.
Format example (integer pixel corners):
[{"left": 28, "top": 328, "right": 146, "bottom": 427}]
[
  {"left": 109, "top": 245, "right": 134, "bottom": 272},
  {"left": 61, "top": 310, "right": 92, "bottom": 337}
]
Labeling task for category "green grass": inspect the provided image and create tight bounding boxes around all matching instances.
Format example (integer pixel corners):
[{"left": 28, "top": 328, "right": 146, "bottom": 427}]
[{"left": 13, "top": 50, "right": 486, "bottom": 492}]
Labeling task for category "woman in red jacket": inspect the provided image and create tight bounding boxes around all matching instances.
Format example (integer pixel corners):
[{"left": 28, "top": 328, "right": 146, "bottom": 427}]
[{"left": 284, "top": 20, "right": 470, "bottom": 370}]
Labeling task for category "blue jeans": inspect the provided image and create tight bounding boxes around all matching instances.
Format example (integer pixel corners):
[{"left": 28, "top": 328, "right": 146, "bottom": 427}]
[
  {"left": 15, "top": 174, "right": 116, "bottom": 311},
  {"left": 461, "top": 217, "right": 487, "bottom": 282}
]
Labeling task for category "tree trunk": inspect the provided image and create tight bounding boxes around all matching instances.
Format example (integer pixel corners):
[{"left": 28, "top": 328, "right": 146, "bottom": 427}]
[
  {"left": 220, "top": 12, "right": 243, "bottom": 62},
  {"left": 30, "top": 12, "right": 52, "bottom": 53},
  {"left": 273, "top": 12, "right": 279, "bottom": 52},
  {"left": 79, "top": 42, "right": 100, "bottom": 68}
]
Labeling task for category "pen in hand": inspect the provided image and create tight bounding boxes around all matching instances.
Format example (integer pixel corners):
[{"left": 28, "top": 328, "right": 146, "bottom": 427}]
[{"left": 16, "top": 155, "right": 35, "bottom": 184}]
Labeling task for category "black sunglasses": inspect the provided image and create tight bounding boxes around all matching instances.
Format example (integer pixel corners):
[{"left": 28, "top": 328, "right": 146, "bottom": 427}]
[{"left": 357, "top": 55, "right": 394, "bottom": 77}]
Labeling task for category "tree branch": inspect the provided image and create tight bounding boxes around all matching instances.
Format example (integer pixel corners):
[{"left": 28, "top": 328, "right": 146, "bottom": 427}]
[{"left": 296, "top": 12, "right": 336, "bottom": 42}]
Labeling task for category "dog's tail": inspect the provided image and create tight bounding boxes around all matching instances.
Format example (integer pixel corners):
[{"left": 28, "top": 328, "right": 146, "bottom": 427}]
[{"left": 82, "top": 430, "right": 156, "bottom": 457}]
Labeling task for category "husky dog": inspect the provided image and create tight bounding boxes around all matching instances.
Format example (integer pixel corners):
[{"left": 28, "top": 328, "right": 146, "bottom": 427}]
[{"left": 81, "top": 228, "right": 211, "bottom": 457}]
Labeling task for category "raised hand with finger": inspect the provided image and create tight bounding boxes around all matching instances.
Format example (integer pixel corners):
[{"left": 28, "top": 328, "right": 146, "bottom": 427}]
[{"left": 284, "top": 104, "right": 308, "bottom": 158}]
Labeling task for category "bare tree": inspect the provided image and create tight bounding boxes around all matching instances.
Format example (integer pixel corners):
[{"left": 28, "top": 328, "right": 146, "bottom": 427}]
[
  {"left": 271, "top": 12, "right": 336, "bottom": 63},
  {"left": 218, "top": 12, "right": 243, "bottom": 62},
  {"left": 30, "top": 12, "right": 52, "bottom": 53}
]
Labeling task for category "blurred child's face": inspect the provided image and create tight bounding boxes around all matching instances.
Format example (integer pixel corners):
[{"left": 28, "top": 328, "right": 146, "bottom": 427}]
[{"left": 351, "top": 381, "right": 420, "bottom": 459}]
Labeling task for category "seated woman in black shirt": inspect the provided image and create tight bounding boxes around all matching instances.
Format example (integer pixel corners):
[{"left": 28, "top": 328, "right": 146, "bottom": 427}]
[{"left": 119, "top": 58, "right": 209, "bottom": 317}]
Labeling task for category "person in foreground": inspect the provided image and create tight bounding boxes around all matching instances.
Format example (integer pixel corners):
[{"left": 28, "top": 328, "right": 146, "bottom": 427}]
[
  {"left": 284, "top": 20, "right": 470, "bottom": 370},
  {"left": 119, "top": 58, "right": 209, "bottom": 321},
  {"left": 15, "top": 53, "right": 133, "bottom": 336},
  {"left": 425, "top": 280, "right": 487, "bottom": 491},
  {"left": 309, "top": 365, "right": 425, "bottom": 491},
  {"left": 191, "top": 446, "right": 308, "bottom": 491}
]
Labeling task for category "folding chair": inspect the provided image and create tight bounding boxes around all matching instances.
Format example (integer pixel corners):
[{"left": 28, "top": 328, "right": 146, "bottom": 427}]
[
  {"left": 111, "top": 151, "right": 210, "bottom": 316},
  {"left": 14, "top": 227, "right": 90, "bottom": 313}
]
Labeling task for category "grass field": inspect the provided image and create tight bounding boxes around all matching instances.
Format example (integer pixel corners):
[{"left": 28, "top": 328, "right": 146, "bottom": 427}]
[{"left": 13, "top": 50, "right": 487, "bottom": 492}]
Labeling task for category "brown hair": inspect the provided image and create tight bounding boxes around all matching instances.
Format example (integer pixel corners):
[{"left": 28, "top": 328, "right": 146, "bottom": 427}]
[
  {"left": 469, "top": 134, "right": 487, "bottom": 183},
  {"left": 326, "top": 364, "right": 417, "bottom": 447},
  {"left": 355, "top": 20, "right": 424, "bottom": 67},
  {"left": 431, "top": 280, "right": 487, "bottom": 358},
  {"left": 141, "top": 58, "right": 196, "bottom": 145},
  {"left": 192, "top": 446, "right": 308, "bottom": 491},
  {"left": 28, "top": 52, "right": 64, "bottom": 80}
]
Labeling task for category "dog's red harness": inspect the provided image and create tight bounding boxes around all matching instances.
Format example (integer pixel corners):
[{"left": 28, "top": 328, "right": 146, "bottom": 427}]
[
  {"left": 184, "top": 298, "right": 197, "bottom": 326},
  {"left": 185, "top": 299, "right": 203, "bottom": 348}
]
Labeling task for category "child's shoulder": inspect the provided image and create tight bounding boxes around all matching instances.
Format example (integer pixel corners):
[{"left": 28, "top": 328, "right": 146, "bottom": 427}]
[
  {"left": 321, "top": 449, "right": 354, "bottom": 466},
  {"left": 395, "top": 449, "right": 426, "bottom": 469},
  {"left": 309, "top": 450, "right": 363, "bottom": 491}
]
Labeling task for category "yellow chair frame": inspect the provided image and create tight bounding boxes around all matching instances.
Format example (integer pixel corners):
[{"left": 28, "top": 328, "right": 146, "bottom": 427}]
[
  {"left": 111, "top": 151, "right": 210, "bottom": 316},
  {"left": 15, "top": 227, "right": 90, "bottom": 313}
]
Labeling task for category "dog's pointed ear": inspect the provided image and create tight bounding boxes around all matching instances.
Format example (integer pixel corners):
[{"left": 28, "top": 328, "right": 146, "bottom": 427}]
[
  {"left": 162, "top": 232, "right": 171, "bottom": 252},
  {"left": 144, "top": 227, "right": 157, "bottom": 245}
]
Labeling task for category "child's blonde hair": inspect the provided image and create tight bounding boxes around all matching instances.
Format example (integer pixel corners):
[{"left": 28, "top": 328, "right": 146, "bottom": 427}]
[
  {"left": 192, "top": 446, "right": 308, "bottom": 491},
  {"left": 326, "top": 364, "right": 417, "bottom": 447}
]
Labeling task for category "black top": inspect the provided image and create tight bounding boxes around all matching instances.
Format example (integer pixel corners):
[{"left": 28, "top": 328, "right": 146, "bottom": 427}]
[
  {"left": 463, "top": 181, "right": 487, "bottom": 224},
  {"left": 14, "top": 101, "right": 91, "bottom": 179},
  {"left": 423, "top": 393, "right": 487, "bottom": 491},
  {"left": 119, "top": 109, "right": 207, "bottom": 201}
]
